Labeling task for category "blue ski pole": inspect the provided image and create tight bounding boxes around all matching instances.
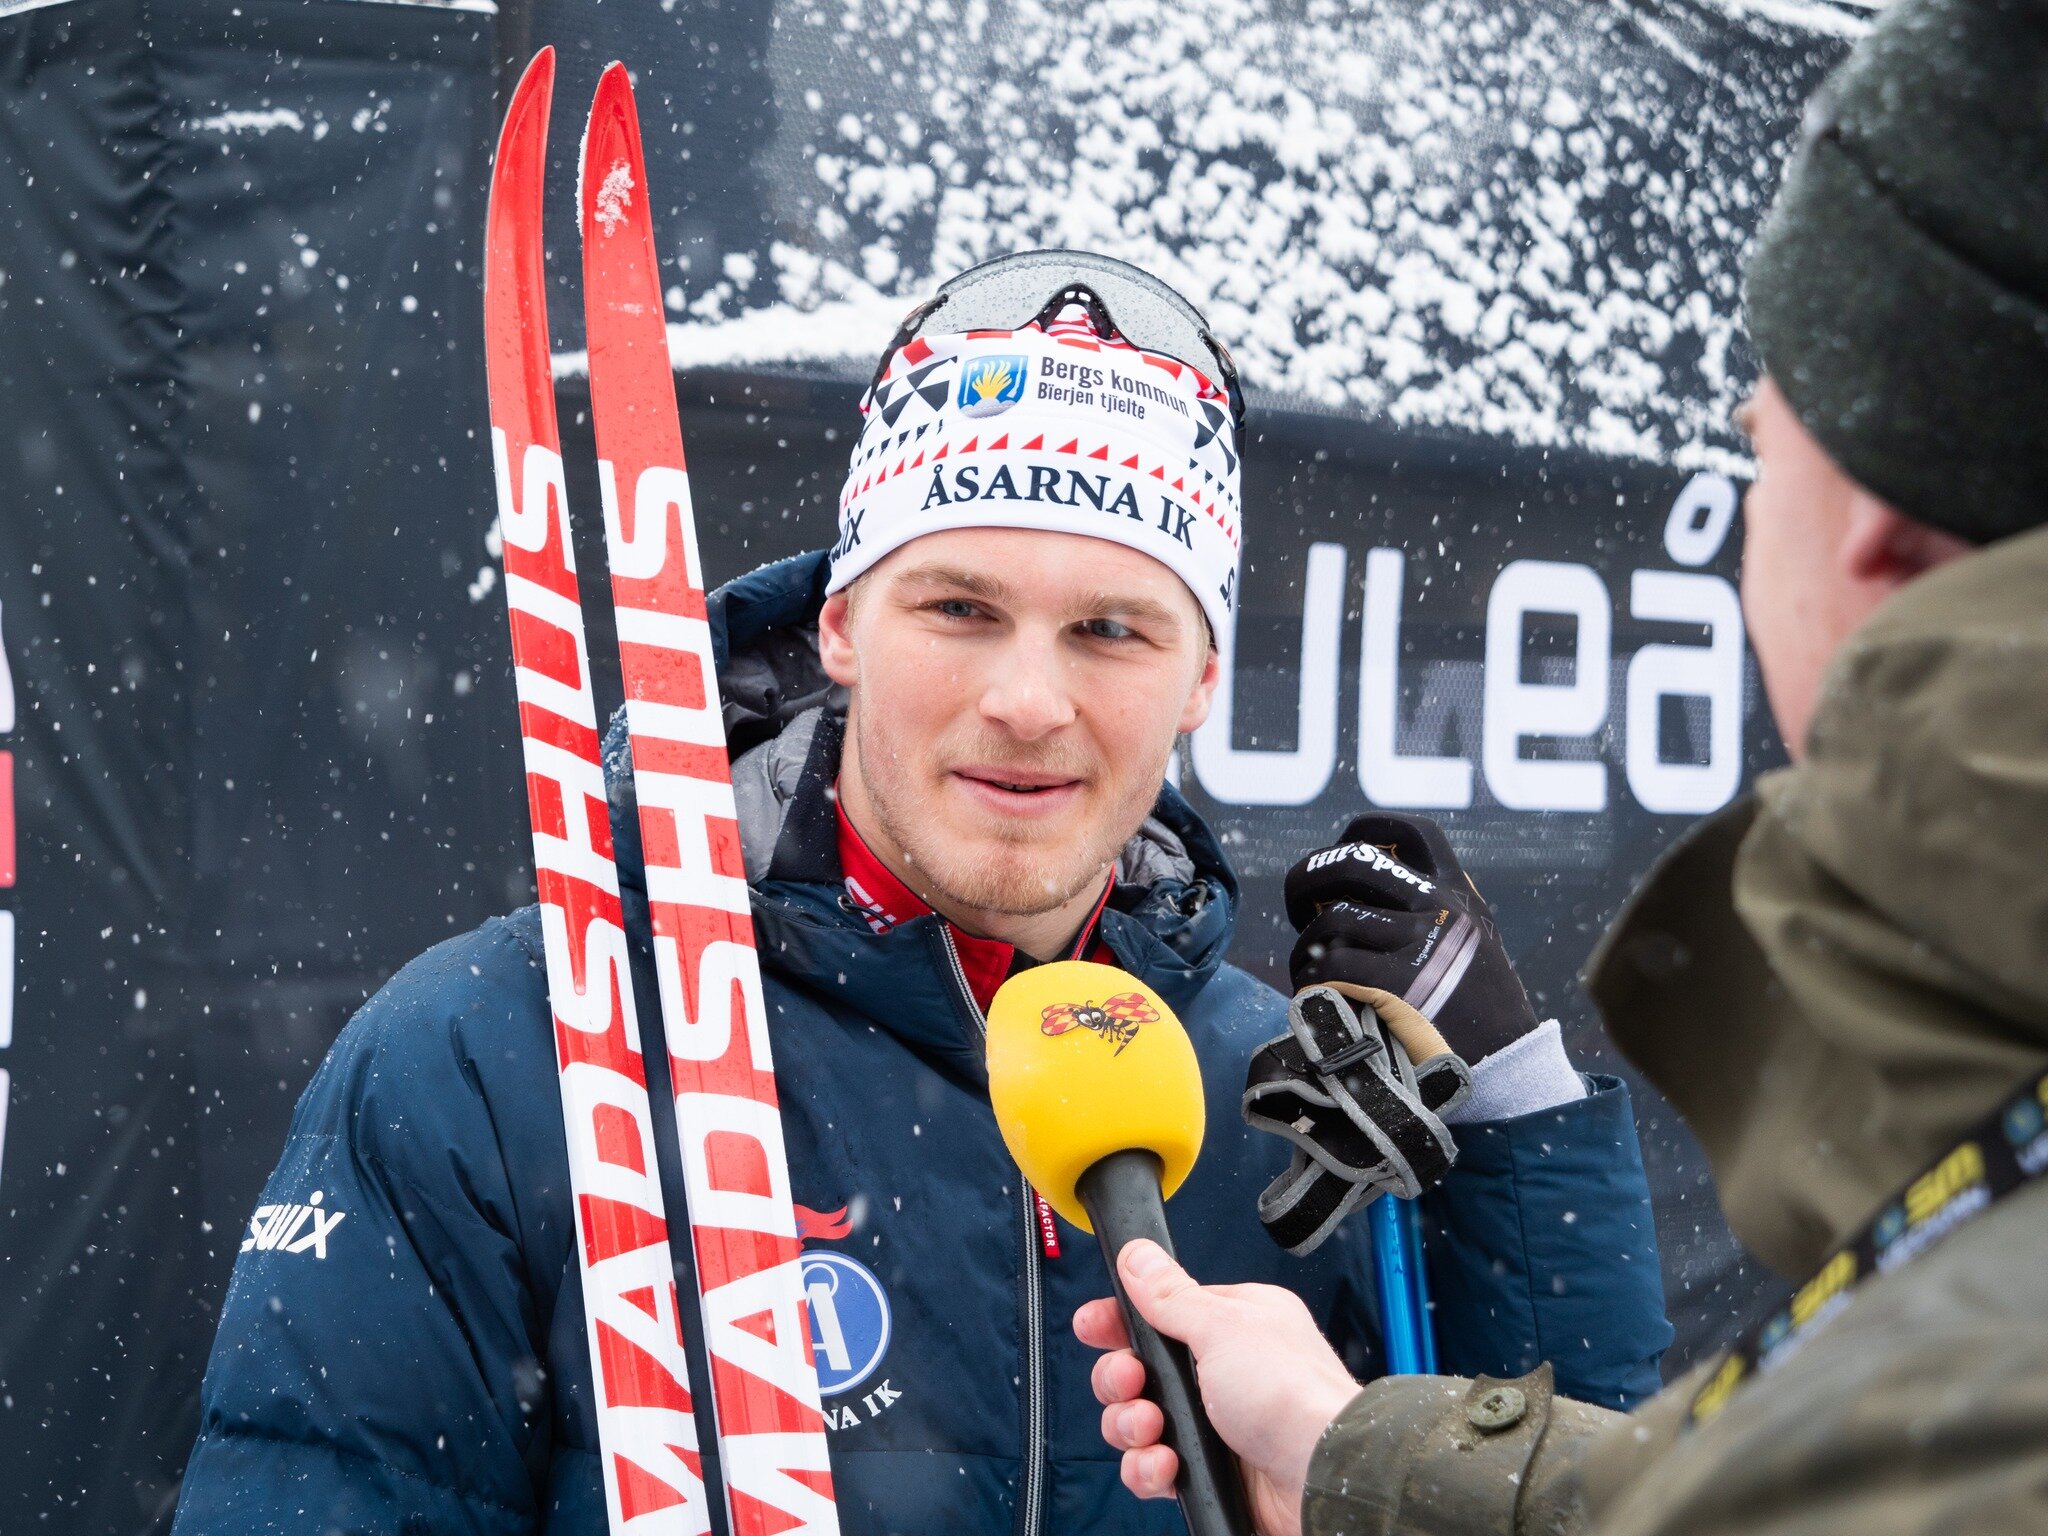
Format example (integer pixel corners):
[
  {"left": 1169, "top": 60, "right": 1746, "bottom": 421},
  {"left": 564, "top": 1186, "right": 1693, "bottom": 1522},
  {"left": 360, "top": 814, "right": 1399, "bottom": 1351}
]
[
  {"left": 1367, "top": 1031, "right": 1438, "bottom": 1374},
  {"left": 1367, "top": 1193, "right": 1436, "bottom": 1373}
]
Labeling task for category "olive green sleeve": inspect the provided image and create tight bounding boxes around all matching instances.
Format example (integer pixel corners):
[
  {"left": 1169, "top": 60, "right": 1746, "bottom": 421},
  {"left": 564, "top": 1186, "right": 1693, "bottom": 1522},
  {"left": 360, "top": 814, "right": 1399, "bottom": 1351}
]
[{"left": 1301, "top": 1364, "right": 1630, "bottom": 1536}]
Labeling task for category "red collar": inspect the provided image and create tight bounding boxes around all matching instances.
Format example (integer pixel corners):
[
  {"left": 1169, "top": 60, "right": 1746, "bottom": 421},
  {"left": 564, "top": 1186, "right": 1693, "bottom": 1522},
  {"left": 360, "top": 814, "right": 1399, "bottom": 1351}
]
[{"left": 835, "top": 796, "right": 1114, "bottom": 1016}]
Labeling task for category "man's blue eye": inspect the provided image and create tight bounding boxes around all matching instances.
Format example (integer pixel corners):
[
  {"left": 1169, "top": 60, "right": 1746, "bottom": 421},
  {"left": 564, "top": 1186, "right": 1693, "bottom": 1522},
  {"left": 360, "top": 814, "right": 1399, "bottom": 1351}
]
[
  {"left": 1086, "top": 619, "right": 1134, "bottom": 640},
  {"left": 938, "top": 600, "right": 979, "bottom": 619}
]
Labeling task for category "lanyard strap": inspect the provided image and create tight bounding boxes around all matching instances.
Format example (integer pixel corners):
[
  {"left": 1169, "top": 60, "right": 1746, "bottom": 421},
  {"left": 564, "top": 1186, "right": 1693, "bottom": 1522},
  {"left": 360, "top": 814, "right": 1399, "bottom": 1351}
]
[{"left": 1688, "top": 1063, "right": 2048, "bottom": 1429}]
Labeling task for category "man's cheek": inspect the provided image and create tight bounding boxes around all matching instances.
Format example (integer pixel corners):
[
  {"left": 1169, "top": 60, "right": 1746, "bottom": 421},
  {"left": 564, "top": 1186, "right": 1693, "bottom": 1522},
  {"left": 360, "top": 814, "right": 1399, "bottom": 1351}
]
[
  {"left": 1091, "top": 666, "right": 1184, "bottom": 755},
  {"left": 875, "top": 659, "right": 944, "bottom": 751}
]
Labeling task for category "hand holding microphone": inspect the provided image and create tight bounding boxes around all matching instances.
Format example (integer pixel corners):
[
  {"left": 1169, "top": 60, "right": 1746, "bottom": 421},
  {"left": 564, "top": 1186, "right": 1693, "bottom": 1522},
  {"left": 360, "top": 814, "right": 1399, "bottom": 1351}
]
[
  {"left": 987, "top": 961, "right": 1255, "bottom": 1536},
  {"left": 1075, "top": 1240, "right": 1363, "bottom": 1536}
]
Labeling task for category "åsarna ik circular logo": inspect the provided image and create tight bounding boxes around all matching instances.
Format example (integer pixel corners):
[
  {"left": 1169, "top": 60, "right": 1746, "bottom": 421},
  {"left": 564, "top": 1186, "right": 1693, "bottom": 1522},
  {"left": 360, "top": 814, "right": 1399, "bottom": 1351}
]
[{"left": 802, "top": 1250, "right": 892, "bottom": 1396}]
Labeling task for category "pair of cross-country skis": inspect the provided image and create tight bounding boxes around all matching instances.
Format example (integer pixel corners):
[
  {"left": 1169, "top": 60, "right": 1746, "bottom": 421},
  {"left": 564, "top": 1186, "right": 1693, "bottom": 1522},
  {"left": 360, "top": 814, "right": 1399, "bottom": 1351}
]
[{"left": 485, "top": 50, "right": 839, "bottom": 1536}]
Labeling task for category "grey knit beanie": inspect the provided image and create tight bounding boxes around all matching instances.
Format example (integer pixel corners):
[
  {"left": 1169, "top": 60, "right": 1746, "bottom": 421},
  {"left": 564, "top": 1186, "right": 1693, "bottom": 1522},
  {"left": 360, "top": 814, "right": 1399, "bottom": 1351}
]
[{"left": 1744, "top": 0, "right": 2048, "bottom": 543}]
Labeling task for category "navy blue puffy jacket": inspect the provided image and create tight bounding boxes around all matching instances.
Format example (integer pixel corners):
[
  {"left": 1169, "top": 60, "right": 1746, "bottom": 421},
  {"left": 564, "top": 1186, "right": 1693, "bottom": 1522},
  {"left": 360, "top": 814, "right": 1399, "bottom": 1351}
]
[{"left": 172, "top": 551, "right": 1670, "bottom": 1535}]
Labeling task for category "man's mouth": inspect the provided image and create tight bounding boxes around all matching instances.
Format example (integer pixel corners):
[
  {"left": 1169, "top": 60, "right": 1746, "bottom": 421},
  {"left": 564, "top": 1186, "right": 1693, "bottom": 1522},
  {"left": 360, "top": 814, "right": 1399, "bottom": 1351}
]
[{"left": 952, "top": 767, "right": 1084, "bottom": 807}]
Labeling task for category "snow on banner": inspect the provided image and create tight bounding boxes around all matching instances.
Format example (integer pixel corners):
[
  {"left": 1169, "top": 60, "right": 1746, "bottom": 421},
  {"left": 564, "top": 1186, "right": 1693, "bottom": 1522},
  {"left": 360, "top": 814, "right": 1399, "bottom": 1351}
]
[{"left": 548, "top": 0, "right": 1865, "bottom": 472}]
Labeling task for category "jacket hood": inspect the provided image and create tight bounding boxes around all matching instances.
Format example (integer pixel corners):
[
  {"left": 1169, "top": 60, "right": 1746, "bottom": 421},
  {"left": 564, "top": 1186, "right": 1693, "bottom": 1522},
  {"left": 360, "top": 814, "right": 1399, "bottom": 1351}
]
[
  {"left": 601, "top": 550, "right": 1241, "bottom": 1083},
  {"left": 1588, "top": 523, "right": 2048, "bottom": 1276}
]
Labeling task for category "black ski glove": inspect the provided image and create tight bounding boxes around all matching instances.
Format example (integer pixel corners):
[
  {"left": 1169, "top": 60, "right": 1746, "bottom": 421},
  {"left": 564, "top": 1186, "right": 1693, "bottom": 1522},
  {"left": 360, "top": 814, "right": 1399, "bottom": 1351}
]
[{"left": 1284, "top": 813, "right": 1539, "bottom": 1067}]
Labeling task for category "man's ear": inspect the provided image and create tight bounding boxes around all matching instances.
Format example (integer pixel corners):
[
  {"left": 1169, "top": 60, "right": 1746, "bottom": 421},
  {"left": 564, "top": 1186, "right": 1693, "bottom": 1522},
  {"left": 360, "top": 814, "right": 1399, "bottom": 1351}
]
[
  {"left": 1840, "top": 492, "right": 1975, "bottom": 591},
  {"left": 818, "top": 589, "right": 860, "bottom": 689},
  {"left": 1176, "top": 643, "right": 1223, "bottom": 735}
]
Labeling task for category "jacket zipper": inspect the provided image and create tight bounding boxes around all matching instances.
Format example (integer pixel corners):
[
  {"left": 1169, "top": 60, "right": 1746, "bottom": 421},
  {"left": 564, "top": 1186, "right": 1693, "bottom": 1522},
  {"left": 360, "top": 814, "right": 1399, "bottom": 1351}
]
[{"left": 940, "top": 925, "right": 1047, "bottom": 1536}]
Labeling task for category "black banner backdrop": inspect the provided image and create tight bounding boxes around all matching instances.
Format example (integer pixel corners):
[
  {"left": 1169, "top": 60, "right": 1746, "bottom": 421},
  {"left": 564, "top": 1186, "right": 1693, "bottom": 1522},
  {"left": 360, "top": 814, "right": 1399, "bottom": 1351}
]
[
  {"left": 0, "top": 0, "right": 1851, "bottom": 1526},
  {"left": 0, "top": 2, "right": 514, "bottom": 1526}
]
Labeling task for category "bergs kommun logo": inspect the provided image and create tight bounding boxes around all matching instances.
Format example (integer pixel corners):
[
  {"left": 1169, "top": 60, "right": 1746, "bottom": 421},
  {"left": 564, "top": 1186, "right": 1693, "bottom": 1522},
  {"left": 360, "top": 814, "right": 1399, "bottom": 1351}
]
[
  {"left": 241, "top": 1189, "right": 345, "bottom": 1259},
  {"left": 957, "top": 354, "right": 1027, "bottom": 418}
]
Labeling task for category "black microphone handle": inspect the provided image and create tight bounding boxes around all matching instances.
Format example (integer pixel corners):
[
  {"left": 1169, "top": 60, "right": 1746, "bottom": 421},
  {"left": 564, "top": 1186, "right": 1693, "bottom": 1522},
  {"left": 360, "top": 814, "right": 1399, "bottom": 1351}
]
[{"left": 1077, "top": 1149, "right": 1255, "bottom": 1536}]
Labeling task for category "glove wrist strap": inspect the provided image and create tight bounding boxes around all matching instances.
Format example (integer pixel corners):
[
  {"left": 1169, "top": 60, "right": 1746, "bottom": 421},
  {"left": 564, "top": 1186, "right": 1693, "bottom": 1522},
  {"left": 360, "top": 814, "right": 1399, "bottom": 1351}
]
[{"left": 1242, "top": 986, "right": 1473, "bottom": 1256}]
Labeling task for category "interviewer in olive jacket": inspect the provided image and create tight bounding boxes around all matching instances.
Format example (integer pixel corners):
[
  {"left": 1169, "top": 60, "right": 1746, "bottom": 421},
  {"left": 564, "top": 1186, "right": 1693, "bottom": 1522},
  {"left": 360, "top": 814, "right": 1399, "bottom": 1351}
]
[{"left": 1075, "top": 0, "right": 2048, "bottom": 1530}]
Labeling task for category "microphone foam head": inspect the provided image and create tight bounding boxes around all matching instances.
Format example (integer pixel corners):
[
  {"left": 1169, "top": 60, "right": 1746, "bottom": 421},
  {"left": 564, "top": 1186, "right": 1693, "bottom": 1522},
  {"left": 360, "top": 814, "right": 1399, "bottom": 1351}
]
[{"left": 986, "top": 960, "right": 1205, "bottom": 1232}]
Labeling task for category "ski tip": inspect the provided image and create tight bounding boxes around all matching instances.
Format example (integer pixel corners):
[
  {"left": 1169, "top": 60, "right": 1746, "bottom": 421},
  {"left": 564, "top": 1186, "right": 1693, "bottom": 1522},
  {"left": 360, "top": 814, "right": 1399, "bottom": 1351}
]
[
  {"left": 581, "top": 62, "right": 646, "bottom": 238},
  {"left": 585, "top": 62, "right": 640, "bottom": 164},
  {"left": 511, "top": 46, "right": 557, "bottom": 117},
  {"left": 495, "top": 47, "right": 557, "bottom": 167}
]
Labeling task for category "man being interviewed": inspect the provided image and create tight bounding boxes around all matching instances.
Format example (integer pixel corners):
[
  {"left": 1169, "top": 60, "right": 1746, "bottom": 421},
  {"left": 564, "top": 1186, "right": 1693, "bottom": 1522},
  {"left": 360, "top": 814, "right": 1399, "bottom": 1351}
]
[{"left": 171, "top": 252, "right": 1669, "bottom": 1534}]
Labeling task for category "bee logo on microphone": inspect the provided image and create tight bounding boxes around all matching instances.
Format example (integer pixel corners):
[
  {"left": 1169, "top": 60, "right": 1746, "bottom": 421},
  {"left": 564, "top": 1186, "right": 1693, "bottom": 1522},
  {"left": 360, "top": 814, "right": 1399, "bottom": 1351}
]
[{"left": 1040, "top": 992, "right": 1159, "bottom": 1056}]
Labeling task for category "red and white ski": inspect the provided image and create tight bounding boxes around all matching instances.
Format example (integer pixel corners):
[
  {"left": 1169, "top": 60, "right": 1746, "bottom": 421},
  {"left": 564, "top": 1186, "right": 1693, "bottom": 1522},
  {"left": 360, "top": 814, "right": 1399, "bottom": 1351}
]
[
  {"left": 580, "top": 64, "right": 839, "bottom": 1536},
  {"left": 484, "top": 49, "right": 713, "bottom": 1534},
  {"left": 485, "top": 49, "right": 840, "bottom": 1536}
]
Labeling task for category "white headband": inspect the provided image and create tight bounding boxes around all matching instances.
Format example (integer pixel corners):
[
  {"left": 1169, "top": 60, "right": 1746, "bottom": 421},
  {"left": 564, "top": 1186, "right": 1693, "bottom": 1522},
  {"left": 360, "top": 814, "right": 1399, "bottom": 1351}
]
[{"left": 828, "top": 316, "right": 1243, "bottom": 640}]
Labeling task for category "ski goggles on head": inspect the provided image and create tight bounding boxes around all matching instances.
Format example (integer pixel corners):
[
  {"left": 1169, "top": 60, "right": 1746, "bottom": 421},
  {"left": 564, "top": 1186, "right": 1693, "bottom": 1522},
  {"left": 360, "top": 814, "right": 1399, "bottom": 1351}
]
[{"left": 868, "top": 249, "right": 1248, "bottom": 457}]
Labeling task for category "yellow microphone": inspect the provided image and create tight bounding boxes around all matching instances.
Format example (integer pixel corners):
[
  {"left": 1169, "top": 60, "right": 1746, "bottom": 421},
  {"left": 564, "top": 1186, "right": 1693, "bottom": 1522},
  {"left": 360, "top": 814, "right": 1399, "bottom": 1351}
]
[{"left": 988, "top": 961, "right": 1253, "bottom": 1536}]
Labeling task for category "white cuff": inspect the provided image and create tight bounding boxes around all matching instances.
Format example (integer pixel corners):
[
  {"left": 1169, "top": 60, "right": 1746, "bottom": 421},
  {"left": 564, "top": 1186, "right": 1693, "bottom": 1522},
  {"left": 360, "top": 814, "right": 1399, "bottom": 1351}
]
[{"left": 1442, "top": 1020, "right": 1586, "bottom": 1125}]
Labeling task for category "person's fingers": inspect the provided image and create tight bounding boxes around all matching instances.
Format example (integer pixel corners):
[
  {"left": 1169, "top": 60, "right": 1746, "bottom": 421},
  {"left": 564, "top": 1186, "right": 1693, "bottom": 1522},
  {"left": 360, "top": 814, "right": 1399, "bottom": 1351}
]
[
  {"left": 1342, "top": 811, "right": 1492, "bottom": 908},
  {"left": 1121, "top": 1444, "right": 1179, "bottom": 1500},
  {"left": 1285, "top": 857, "right": 1439, "bottom": 925},
  {"left": 1116, "top": 1239, "right": 1220, "bottom": 1351},
  {"left": 1204, "top": 1279, "right": 1303, "bottom": 1306},
  {"left": 1100, "top": 1395, "right": 1165, "bottom": 1451},
  {"left": 1290, "top": 903, "right": 1418, "bottom": 964},
  {"left": 1089, "top": 1347, "right": 1148, "bottom": 1408},
  {"left": 1073, "top": 1296, "right": 1131, "bottom": 1352},
  {"left": 1289, "top": 904, "right": 1440, "bottom": 990},
  {"left": 1335, "top": 812, "right": 1455, "bottom": 877}
]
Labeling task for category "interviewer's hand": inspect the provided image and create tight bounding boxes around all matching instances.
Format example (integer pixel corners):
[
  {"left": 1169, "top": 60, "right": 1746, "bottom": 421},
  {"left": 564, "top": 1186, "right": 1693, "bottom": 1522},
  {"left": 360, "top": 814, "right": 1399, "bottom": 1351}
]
[{"left": 1073, "top": 1239, "right": 1362, "bottom": 1536}]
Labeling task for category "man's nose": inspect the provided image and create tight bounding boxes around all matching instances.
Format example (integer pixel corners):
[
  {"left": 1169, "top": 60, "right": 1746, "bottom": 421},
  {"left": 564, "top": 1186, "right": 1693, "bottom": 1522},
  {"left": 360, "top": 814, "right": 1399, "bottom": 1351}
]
[{"left": 977, "top": 628, "right": 1078, "bottom": 740}]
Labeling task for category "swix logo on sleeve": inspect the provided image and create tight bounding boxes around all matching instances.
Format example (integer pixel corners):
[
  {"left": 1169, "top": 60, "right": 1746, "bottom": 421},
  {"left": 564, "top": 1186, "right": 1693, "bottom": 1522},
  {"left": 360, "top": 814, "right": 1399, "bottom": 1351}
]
[
  {"left": 1305, "top": 842, "right": 1436, "bottom": 895},
  {"left": 240, "top": 1189, "right": 345, "bottom": 1259}
]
